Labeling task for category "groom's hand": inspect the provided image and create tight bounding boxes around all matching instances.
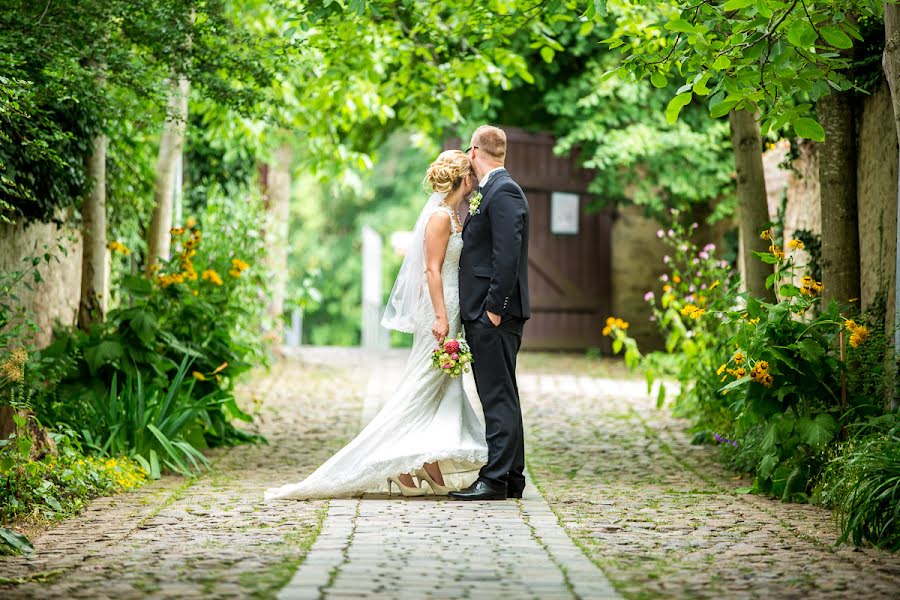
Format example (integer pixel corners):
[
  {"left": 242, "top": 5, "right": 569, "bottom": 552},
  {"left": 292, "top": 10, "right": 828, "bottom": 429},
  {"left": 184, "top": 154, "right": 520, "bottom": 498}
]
[{"left": 486, "top": 310, "right": 501, "bottom": 327}]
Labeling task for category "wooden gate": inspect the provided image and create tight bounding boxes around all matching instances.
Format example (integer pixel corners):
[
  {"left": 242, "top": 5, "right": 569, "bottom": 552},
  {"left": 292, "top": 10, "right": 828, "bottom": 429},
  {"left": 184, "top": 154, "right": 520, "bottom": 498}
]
[{"left": 452, "top": 128, "right": 613, "bottom": 351}]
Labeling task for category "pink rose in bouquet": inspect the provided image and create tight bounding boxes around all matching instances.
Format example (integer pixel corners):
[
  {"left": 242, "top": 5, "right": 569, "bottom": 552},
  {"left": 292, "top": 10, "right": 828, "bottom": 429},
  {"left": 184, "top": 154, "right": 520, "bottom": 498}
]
[{"left": 431, "top": 337, "right": 472, "bottom": 378}]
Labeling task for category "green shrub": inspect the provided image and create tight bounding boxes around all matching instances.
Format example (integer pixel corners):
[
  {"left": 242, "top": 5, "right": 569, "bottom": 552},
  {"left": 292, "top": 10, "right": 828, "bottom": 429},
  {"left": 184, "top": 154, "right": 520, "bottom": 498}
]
[
  {"left": 606, "top": 218, "right": 893, "bottom": 506},
  {"left": 819, "top": 415, "right": 900, "bottom": 550},
  {"left": 32, "top": 192, "right": 268, "bottom": 458},
  {"left": 0, "top": 426, "right": 147, "bottom": 524}
]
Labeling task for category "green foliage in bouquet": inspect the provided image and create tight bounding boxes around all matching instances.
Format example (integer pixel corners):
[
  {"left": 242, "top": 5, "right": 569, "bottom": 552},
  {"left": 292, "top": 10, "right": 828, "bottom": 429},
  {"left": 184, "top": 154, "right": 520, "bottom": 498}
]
[{"left": 431, "top": 338, "right": 473, "bottom": 379}]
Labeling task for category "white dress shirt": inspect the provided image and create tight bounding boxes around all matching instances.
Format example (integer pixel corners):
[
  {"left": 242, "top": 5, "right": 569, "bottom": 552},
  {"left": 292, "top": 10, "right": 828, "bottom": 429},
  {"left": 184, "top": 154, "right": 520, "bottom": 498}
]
[{"left": 479, "top": 167, "right": 505, "bottom": 189}]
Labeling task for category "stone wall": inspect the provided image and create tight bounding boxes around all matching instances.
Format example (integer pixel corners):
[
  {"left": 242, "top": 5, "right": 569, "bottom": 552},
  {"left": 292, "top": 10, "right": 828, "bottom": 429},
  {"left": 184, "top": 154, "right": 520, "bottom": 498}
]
[
  {"left": 762, "top": 78, "right": 899, "bottom": 327},
  {"left": 611, "top": 205, "right": 669, "bottom": 350},
  {"left": 0, "top": 219, "right": 83, "bottom": 348},
  {"left": 611, "top": 205, "right": 729, "bottom": 351},
  {"left": 857, "top": 81, "right": 898, "bottom": 325}
]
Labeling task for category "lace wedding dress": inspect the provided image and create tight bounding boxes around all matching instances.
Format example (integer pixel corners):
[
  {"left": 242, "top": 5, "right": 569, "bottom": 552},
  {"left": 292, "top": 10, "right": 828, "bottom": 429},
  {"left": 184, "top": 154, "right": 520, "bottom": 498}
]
[{"left": 265, "top": 205, "right": 487, "bottom": 499}]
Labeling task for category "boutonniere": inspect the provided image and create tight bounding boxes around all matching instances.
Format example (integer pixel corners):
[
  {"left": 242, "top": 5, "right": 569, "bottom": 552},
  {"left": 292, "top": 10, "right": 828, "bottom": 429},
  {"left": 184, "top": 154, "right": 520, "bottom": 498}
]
[{"left": 468, "top": 192, "right": 483, "bottom": 215}]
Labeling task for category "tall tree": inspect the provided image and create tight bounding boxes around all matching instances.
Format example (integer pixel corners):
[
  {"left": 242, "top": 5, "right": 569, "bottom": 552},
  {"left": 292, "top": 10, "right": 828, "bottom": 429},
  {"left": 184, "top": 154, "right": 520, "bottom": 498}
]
[
  {"left": 818, "top": 89, "right": 861, "bottom": 305},
  {"left": 79, "top": 119, "right": 110, "bottom": 329},
  {"left": 729, "top": 109, "right": 774, "bottom": 299},
  {"left": 146, "top": 76, "right": 190, "bottom": 270},
  {"left": 883, "top": 2, "right": 900, "bottom": 408}
]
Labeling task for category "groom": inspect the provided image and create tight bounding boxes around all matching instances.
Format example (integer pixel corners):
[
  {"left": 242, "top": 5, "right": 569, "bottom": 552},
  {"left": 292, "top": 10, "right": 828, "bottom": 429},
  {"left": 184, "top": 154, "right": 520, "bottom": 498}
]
[{"left": 451, "top": 125, "right": 530, "bottom": 501}]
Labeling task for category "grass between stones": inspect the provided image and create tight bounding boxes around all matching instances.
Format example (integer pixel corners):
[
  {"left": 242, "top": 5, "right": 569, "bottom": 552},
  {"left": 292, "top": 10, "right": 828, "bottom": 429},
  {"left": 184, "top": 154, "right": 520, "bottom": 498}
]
[{"left": 242, "top": 501, "right": 331, "bottom": 598}]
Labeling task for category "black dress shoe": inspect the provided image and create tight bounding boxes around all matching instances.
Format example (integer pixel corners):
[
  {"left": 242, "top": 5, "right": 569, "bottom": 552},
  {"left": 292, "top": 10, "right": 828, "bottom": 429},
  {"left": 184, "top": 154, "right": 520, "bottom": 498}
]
[
  {"left": 507, "top": 489, "right": 524, "bottom": 499},
  {"left": 448, "top": 479, "right": 507, "bottom": 501}
]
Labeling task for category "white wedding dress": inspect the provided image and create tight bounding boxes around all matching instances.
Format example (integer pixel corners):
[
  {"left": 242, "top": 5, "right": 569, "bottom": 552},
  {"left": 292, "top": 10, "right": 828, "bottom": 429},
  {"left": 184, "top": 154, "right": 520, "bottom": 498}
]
[{"left": 265, "top": 205, "right": 488, "bottom": 499}]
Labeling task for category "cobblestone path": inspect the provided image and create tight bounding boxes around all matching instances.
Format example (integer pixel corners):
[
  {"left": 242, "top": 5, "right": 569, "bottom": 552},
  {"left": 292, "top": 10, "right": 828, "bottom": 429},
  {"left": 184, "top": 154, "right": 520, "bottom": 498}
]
[
  {"left": 0, "top": 352, "right": 362, "bottom": 598},
  {"left": 2, "top": 348, "right": 899, "bottom": 599},
  {"left": 278, "top": 349, "right": 617, "bottom": 600},
  {"left": 520, "top": 355, "right": 900, "bottom": 599}
]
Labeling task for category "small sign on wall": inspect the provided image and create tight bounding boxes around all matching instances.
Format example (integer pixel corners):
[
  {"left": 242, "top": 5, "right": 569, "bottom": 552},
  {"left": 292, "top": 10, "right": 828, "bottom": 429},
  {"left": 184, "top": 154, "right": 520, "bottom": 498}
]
[{"left": 551, "top": 192, "right": 580, "bottom": 235}]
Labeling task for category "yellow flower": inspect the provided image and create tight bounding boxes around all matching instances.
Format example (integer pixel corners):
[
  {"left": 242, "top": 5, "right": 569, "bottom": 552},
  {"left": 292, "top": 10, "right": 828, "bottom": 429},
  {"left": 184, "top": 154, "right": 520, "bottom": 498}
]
[
  {"left": 733, "top": 351, "right": 744, "bottom": 364},
  {"left": 228, "top": 269, "right": 242, "bottom": 278},
  {"left": 717, "top": 363, "right": 727, "bottom": 375},
  {"left": 0, "top": 357, "right": 24, "bottom": 382},
  {"left": 602, "top": 316, "right": 629, "bottom": 336},
  {"left": 201, "top": 269, "right": 224, "bottom": 286},
  {"left": 192, "top": 371, "right": 207, "bottom": 381},
  {"left": 788, "top": 239, "right": 804, "bottom": 251},
  {"left": 749, "top": 317, "right": 760, "bottom": 325},
  {"left": 709, "top": 280, "right": 720, "bottom": 291},
  {"left": 10, "top": 348, "right": 28, "bottom": 366},
  {"left": 673, "top": 275, "right": 682, "bottom": 283},
  {"left": 662, "top": 284, "right": 672, "bottom": 293},
  {"left": 768, "top": 245, "right": 785, "bottom": 260},
  {"left": 760, "top": 229, "right": 773, "bottom": 241},
  {"left": 107, "top": 240, "right": 131, "bottom": 255},
  {"left": 679, "top": 304, "right": 705, "bottom": 319},
  {"left": 849, "top": 324, "right": 869, "bottom": 349},
  {"left": 170, "top": 227, "right": 186, "bottom": 237},
  {"left": 231, "top": 258, "right": 249, "bottom": 272},
  {"left": 800, "top": 275, "right": 824, "bottom": 297},
  {"left": 185, "top": 216, "right": 198, "bottom": 229}
]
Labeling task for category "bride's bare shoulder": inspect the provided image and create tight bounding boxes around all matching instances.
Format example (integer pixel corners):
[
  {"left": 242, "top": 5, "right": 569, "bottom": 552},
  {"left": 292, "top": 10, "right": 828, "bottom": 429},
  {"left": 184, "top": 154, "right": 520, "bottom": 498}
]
[{"left": 424, "top": 209, "right": 452, "bottom": 236}]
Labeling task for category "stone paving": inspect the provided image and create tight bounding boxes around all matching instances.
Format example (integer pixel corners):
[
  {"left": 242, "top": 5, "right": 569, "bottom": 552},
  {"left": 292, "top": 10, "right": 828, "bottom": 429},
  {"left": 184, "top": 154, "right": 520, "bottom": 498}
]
[
  {"left": 0, "top": 355, "right": 363, "bottom": 598},
  {"left": 519, "top": 357, "right": 900, "bottom": 599},
  {"left": 2, "top": 347, "right": 899, "bottom": 599},
  {"left": 278, "top": 349, "right": 617, "bottom": 600}
]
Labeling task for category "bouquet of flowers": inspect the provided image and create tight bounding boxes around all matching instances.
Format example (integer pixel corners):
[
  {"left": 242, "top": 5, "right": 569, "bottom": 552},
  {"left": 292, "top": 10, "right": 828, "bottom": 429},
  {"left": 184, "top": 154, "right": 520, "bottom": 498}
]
[{"left": 431, "top": 337, "right": 473, "bottom": 378}]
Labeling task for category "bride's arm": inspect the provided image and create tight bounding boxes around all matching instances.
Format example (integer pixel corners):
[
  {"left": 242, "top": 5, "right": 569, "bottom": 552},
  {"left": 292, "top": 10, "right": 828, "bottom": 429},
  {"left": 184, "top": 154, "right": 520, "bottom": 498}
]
[{"left": 424, "top": 211, "right": 452, "bottom": 342}]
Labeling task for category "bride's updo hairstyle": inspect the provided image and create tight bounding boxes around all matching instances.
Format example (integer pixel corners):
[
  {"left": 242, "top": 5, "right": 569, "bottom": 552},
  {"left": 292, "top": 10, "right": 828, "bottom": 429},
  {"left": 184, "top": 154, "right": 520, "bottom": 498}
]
[{"left": 425, "top": 150, "right": 472, "bottom": 194}]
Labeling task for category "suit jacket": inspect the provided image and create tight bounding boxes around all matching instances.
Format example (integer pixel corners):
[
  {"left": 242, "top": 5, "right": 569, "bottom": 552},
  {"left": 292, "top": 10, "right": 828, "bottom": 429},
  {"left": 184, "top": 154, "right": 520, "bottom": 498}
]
[{"left": 459, "top": 168, "right": 530, "bottom": 322}]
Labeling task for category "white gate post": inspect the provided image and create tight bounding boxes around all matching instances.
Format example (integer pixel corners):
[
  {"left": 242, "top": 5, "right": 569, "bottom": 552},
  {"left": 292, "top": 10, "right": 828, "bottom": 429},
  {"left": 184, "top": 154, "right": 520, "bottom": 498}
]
[{"left": 361, "top": 225, "right": 387, "bottom": 349}]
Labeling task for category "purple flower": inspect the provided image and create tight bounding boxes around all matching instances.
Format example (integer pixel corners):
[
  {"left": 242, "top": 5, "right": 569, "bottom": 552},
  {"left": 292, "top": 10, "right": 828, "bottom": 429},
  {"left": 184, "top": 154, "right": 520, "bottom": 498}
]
[
  {"left": 649, "top": 314, "right": 657, "bottom": 322},
  {"left": 704, "top": 243, "right": 716, "bottom": 253},
  {"left": 668, "top": 229, "right": 676, "bottom": 238},
  {"left": 692, "top": 258, "right": 699, "bottom": 265},
  {"left": 644, "top": 291, "right": 655, "bottom": 301},
  {"left": 691, "top": 222, "right": 699, "bottom": 230},
  {"left": 713, "top": 433, "right": 739, "bottom": 447},
  {"left": 689, "top": 285, "right": 696, "bottom": 293},
  {"left": 686, "top": 294, "right": 695, "bottom": 303},
  {"left": 699, "top": 251, "right": 709, "bottom": 260},
  {"left": 700, "top": 284, "right": 707, "bottom": 290},
  {"left": 661, "top": 274, "right": 669, "bottom": 282},
  {"left": 657, "top": 229, "right": 664, "bottom": 238},
  {"left": 679, "top": 244, "right": 688, "bottom": 252},
  {"left": 663, "top": 255, "right": 670, "bottom": 264},
  {"left": 719, "top": 260, "right": 729, "bottom": 269}
]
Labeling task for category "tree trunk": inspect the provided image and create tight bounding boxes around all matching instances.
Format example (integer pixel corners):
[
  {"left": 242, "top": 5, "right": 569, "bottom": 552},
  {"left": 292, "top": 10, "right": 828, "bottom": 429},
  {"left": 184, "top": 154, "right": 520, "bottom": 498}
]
[
  {"left": 883, "top": 2, "right": 900, "bottom": 410},
  {"left": 817, "top": 90, "right": 860, "bottom": 305},
  {"left": 78, "top": 131, "right": 109, "bottom": 329},
  {"left": 146, "top": 76, "right": 190, "bottom": 272},
  {"left": 264, "top": 143, "right": 292, "bottom": 340},
  {"left": 728, "top": 108, "right": 774, "bottom": 301}
]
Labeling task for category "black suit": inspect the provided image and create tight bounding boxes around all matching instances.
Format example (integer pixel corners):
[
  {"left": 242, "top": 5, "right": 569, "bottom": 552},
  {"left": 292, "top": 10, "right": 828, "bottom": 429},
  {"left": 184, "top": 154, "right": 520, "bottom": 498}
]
[{"left": 459, "top": 168, "right": 530, "bottom": 493}]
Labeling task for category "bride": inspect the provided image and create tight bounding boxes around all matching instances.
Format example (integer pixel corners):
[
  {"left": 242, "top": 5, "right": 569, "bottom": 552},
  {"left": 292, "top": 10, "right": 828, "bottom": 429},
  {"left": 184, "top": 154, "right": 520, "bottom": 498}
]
[{"left": 265, "top": 150, "right": 488, "bottom": 499}]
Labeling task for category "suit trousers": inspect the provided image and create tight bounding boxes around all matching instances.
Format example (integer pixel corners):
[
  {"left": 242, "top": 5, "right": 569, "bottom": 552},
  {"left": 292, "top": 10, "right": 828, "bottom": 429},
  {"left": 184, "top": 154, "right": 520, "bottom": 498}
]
[{"left": 464, "top": 311, "right": 526, "bottom": 492}]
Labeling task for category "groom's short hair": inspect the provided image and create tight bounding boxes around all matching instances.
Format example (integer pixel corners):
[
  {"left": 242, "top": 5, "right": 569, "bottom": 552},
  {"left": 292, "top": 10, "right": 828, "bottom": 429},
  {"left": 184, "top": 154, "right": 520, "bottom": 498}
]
[{"left": 473, "top": 125, "right": 506, "bottom": 163}]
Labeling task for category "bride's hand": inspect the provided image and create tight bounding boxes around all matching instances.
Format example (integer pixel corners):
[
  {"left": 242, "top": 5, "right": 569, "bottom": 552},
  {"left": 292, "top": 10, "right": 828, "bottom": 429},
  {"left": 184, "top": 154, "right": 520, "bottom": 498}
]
[{"left": 432, "top": 316, "right": 449, "bottom": 343}]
